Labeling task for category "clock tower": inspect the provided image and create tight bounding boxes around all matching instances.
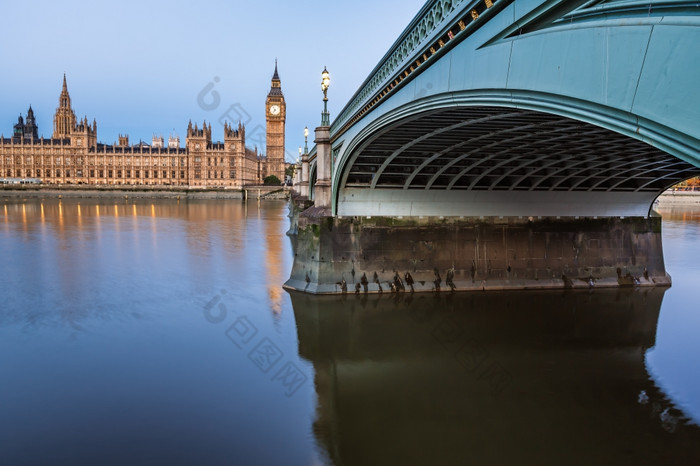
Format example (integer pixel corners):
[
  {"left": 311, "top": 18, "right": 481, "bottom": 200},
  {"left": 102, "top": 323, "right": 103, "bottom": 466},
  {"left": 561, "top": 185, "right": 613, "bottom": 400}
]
[{"left": 265, "top": 60, "right": 286, "bottom": 183}]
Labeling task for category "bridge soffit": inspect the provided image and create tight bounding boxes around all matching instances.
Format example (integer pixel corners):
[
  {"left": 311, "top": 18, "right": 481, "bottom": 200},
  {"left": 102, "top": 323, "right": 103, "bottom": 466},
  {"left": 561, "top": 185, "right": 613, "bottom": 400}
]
[{"left": 335, "top": 104, "right": 700, "bottom": 198}]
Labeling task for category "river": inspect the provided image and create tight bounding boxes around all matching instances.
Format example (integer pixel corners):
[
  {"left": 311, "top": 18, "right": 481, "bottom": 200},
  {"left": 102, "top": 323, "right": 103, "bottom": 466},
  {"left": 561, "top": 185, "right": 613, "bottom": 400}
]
[{"left": 1, "top": 199, "right": 698, "bottom": 465}]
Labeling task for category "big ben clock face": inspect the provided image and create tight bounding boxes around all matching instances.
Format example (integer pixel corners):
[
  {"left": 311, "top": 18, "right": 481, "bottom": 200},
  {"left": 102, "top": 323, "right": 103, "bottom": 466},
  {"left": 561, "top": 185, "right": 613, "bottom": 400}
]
[{"left": 269, "top": 104, "right": 281, "bottom": 115}]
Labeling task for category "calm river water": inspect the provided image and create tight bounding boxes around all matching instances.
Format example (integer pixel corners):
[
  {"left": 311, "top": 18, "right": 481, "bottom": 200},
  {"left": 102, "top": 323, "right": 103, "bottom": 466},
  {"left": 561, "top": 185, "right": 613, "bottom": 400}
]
[{"left": 1, "top": 199, "right": 699, "bottom": 465}]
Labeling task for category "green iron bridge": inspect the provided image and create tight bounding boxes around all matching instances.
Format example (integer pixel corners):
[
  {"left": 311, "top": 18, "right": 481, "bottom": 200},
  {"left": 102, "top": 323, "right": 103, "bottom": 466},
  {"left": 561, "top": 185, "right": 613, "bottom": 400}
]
[
  {"left": 300, "top": 0, "right": 700, "bottom": 217},
  {"left": 287, "top": 0, "right": 700, "bottom": 294}
]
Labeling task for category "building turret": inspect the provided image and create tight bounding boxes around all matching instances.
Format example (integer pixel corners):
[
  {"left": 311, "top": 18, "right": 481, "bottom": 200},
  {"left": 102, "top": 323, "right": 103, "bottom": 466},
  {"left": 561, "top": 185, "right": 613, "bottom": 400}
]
[
  {"left": 168, "top": 134, "right": 180, "bottom": 148},
  {"left": 53, "top": 74, "right": 77, "bottom": 139},
  {"left": 12, "top": 107, "right": 39, "bottom": 142}
]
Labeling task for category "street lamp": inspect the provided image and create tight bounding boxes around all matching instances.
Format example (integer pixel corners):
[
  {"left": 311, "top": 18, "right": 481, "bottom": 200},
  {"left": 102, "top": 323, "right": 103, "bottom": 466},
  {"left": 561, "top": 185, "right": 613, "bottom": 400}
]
[
  {"left": 304, "top": 126, "right": 309, "bottom": 153},
  {"left": 321, "top": 67, "right": 331, "bottom": 126}
]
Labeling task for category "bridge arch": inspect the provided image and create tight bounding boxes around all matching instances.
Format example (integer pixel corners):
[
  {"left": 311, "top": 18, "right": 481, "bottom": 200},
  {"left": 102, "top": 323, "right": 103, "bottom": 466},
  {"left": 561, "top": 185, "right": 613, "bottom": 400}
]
[{"left": 332, "top": 90, "right": 700, "bottom": 218}]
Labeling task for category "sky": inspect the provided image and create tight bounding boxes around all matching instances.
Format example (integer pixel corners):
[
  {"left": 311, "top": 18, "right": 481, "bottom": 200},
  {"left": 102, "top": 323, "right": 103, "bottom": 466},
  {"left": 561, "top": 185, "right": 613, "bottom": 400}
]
[{"left": 0, "top": 0, "right": 426, "bottom": 162}]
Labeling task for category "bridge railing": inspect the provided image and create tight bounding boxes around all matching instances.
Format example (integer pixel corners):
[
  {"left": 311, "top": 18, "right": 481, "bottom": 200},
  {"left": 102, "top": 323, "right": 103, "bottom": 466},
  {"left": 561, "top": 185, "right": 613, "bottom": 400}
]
[{"left": 330, "top": 0, "right": 508, "bottom": 141}]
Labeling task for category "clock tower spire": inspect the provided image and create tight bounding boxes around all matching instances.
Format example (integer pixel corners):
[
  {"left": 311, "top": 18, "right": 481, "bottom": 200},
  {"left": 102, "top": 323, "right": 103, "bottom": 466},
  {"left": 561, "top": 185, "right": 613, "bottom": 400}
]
[{"left": 265, "top": 60, "right": 286, "bottom": 183}]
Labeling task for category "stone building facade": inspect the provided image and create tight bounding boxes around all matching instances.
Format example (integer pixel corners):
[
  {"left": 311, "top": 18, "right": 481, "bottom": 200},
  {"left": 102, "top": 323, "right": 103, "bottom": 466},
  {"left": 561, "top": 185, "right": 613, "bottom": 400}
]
[{"left": 1, "top": 67, "right": 286, "bottom": 187}]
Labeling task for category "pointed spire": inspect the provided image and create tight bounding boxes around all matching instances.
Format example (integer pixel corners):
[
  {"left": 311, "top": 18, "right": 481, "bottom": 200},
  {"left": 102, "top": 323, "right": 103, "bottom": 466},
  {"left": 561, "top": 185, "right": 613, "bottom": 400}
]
[
  {"left": 272, "top": 58, "right": 280, "bottom": 81},
  {"left": 62, "top": 73, "right": 68, "bottom": 92}
]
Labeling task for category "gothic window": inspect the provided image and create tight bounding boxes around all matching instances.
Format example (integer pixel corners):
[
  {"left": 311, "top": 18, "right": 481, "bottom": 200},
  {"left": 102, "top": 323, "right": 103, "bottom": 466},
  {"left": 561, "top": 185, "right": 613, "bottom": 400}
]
[
  {"left": 180, "top": 170, "right": 185, "bottom": 179},
  {"left": 126, "top": 170, "right": 131, "bottom": 178},
  {"left": 117, "top": 170, "right": 122, "bottom": 178},
  {"left": 90, "top": 170, "right": 95, "bottom": 177},
  {"left": 57, "top": 170, "right": 61, "bottom": 177},
  {"left": 136, "top": 170, "right": 140, "bottom": 178},
  {"left": 77, "top": 170, "right": 83, "bottom": 177},
  {"left": 195, "top": 170, "right": 201, "bottom": 179},
  {"left": 66, "top": 170, "right": 71, "bottom": 177},
  {"left": 46, "top": 169, "right": 51, "bottom": 177},
  {"left": 37, "top": 169, "right": 41, "bottom": 177},
  {"left": 162, "top": 171, "right": 167, "bottom": 178},
  {"left": 230, "top": 170, "right": 235, "bottom": 179},
  {"left": 171, "top": 171, "right": 175, "bottom": 179},
  {"left": 108, "top": 170, "right": 113, "bottom": 178},
  {"left": 99, "top": 170, "right": 104, "bottom": 177}
]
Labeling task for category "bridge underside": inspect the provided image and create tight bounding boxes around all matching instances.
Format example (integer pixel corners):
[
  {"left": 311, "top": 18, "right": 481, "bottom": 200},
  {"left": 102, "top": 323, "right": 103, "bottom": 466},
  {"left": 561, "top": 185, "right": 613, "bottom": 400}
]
[{"left": 337, "top": 106, "right": 700, "bottom": 217}]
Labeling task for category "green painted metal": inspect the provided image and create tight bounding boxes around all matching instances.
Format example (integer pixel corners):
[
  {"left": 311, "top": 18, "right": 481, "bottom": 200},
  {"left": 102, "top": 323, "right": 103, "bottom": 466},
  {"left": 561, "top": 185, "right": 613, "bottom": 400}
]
[{"left": 312, "top": 0, "right": 700, "bottom": 215}]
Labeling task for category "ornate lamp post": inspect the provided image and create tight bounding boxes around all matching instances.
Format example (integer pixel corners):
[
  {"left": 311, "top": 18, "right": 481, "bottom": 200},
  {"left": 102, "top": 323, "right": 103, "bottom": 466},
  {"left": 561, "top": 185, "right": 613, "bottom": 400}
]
[
  {"left": 294, "top": 149, "right": 301, "bottom": 189},
  {"left": 299, "top": 127, "right": 310, "bottom": 198},
  {"left": 314, "top": 67, "right": 332, "bottom": 207},
  {"left": 321, "top": 67, "right": 331, "bottom": 126}
]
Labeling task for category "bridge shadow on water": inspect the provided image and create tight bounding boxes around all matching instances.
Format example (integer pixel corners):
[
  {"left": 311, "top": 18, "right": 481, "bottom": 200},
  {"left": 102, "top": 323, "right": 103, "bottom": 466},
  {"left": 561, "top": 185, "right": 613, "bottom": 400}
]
[{"left": 289, "top": 288, "right": 700, "bottom": 465}]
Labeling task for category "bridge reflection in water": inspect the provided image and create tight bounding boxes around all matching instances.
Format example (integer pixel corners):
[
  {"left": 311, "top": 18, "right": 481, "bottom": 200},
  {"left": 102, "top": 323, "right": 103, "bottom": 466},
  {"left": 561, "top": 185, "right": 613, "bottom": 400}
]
[{"left": 290, "top": 289, "right": 700, "bottom": 465}]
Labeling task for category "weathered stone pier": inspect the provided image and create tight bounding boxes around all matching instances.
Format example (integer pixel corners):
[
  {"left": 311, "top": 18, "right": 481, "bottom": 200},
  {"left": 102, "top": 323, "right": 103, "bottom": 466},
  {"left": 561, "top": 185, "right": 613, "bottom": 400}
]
[{"left": 285, "top": 204, "right": 668, "bottom": 293}]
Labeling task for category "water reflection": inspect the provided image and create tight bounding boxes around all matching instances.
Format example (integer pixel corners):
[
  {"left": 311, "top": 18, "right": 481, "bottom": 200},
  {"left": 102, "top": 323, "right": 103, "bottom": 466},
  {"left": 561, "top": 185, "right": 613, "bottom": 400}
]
[
  {"left": 0, "top": 199, "right": 291, "bottom": 329},
  {"left": 2, "top": 199, "right": 699, "bottom": 464},
  {"left": 290, "top": 289, "right": 700, "bottom": 465}
]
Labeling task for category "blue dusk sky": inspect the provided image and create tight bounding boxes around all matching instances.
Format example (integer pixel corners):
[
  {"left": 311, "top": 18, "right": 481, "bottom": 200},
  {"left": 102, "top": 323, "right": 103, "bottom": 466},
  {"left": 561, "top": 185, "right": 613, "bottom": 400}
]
[{"left": 0, "top": 0, "right": 425, "bottom": 162}]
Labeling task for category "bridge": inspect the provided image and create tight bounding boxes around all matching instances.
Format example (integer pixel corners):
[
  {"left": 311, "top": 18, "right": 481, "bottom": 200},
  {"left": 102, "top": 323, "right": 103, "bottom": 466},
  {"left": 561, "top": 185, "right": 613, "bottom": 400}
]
[{"left": 286, "top": 0, "right": 700, "bottom": 294}]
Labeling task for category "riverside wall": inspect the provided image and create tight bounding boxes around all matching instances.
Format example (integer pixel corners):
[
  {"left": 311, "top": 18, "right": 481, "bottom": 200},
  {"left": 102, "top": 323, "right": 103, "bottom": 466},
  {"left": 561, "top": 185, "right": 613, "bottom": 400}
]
[{"left": 0, "top": 186, "right": 290, "bottom": 200}]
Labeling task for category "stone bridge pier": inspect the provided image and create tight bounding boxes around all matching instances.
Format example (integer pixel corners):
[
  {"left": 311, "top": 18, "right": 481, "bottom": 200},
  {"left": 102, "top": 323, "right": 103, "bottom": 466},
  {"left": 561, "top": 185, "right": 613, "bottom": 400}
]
[{"left": 284, "top": 210, "right": 668, "bottom": 294}]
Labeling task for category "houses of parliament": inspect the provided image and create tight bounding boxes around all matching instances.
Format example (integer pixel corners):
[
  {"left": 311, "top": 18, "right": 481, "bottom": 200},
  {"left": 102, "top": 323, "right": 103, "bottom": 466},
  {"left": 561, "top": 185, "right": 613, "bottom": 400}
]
[{"left": 0, "top": 65, "right": 287, "bottom": 187}]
